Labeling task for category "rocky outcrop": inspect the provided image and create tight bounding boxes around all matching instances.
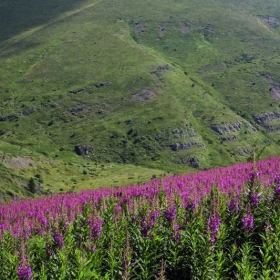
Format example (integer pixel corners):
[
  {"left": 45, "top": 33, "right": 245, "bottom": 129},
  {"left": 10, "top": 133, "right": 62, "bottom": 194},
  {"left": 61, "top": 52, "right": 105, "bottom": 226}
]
[
  {"left": 189, "top": 157, "right": 200, "bottom": 169},
  {"left": 0, "top": 109, "right": 35, "bottom": 122},
  {"left": 68, "top": 88, "right": 85, "bottom": 94},
  {"left": 0, "top": 114, "right": 18, "bottom": 122},
  {"left": 155, "top": 126, "right": 197, "bottom": 141},
  {"left": 169, "top": 142, "right": 205, "bottom": 151},
  {"left": 210, "top": 120, "right": 242, "bottom": 135},
  {"left": 22, "top": 109, "right": 35, "bottom": 116},
  {"left": 238, "top": 148, "right": 253, "bottom": 156},
  {"left": 68, "top": 104, "right": 89, "bottom": 116},
  {"left": 94, "top": 81, "right": 112, "bottom": 88},
  {"left": 253, "top": 111, "right": 280, "bottom": 125},
  {"left": 253, "top": 111, "right": 280, "bottom": 132},
  {"left": 156, "top": 64, "right": 172, "bottom": 72},
  {"left": 221, "top": 135, "right": 237, "bottom": 142},
  {"left": 74, "top": 145, "right": 93, "bottom": 156},
  {"left": 263, "top": 124, "right": 280, "bottom": 133}
]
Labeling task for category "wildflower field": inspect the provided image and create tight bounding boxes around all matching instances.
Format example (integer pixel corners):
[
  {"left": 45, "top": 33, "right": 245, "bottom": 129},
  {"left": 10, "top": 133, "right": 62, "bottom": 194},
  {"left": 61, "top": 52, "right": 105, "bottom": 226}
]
[{"left": 1, "top": 157, "right": 280, "bottom": 279}]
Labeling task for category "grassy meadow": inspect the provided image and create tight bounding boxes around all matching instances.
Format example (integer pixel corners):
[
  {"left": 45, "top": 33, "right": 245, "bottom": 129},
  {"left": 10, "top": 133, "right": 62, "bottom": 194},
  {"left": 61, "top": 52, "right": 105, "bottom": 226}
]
[{"left": 1, "top": 0, "right": 280, "bottom": 197}]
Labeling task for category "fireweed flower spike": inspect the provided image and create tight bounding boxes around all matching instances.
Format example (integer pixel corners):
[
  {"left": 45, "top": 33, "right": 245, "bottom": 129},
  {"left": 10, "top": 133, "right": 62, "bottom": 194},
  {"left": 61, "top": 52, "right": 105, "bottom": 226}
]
[
  {"left": 242, "top": 207, "right": 254, "bottom": 233},
  {"left": 274, "top": 184, "right": 280, "bottom": 199},
  {"left": 209, "top": 214, "right": 221, "bottom": 245},
  {"left": 52, "top": 232, "right": 63, "bottom": 249},
  {"left": 18, "top": 264, "right": 33, "bottom": 280},
  {"left": 18, "top": 257, "right": 33, "bottom": 280}
]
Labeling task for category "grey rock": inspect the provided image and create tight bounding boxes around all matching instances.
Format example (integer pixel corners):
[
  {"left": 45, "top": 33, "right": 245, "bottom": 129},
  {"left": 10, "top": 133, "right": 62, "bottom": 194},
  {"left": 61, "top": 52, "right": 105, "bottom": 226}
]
[
  {"left": 74, "top": 145, "right": 93, "bottom": 156},
  {"left": 0, "top": 114, "right": 18, "bottom": 122},
  {"left": 189, "top": 157, "right": 200, "bottom": 169},
  {"left": 170, "top": 142, "right": 205, "bottom": 151},
  {"left": 211, "top": 120, "right": 242, "bottom": 135},
  {"left": 68, "top": 88, "right": 85, "bottom": 94},
  {"left": 253, "top": 111, "right": 280, "bottom": 125}
]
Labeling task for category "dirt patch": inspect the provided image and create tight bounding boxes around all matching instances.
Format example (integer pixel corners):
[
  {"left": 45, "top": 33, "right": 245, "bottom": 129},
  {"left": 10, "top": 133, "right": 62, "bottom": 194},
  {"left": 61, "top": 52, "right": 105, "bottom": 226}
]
[
  {"left": 257, "top": 15, "right": 279, "bottom": 29},
  {"left": 260, "top": 73, "right": 274, "bottom": 83},
  {"left": 159, "top": 24, "right": 166, "bottom": 36},
  {"left": 41, "top": 159, "right": 58, "bottom": 165},
  {"left": 272, "top": 85, "right": 280, "bottom": 100},
  {"left": 260, "top": 73, "right": 280, "bottom": 100},
  {"left": 16, "top": 78, "right": 33, "bottom": 84},
  {"left": 179, "top": 23, "right": 191, "bottom": 34},
  {"left": 132, "top": 88, "right": 157, "bottom": 101},
  {"left": 4, "top": 156, "right": 36, "bottom": 169}
]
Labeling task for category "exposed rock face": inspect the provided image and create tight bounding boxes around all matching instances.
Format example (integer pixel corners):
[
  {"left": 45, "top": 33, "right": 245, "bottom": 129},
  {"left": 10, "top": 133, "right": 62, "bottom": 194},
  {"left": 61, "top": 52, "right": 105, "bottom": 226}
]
[
  {"left": 253, "top": 111, "right": 280, "bottom": 132},
  {"left": 169, "top": 142, "right": 205, "bottom": 151},
  {"left": 210, "top": 120, "right": 242, "bottom": 135},
  {"left": 204, "top": 24, "right": 214, "bottom": 32},
  {"left": 34, "top": 183, "right": 43, "bottom": 194},
  {"left": 22, "top": 109, "right": 35, "bottom": 116},
  {"left": 154, "top": 126, "right": 205, "bottom": 152},
  {"left": 94, "top": 81, "right": 112, "bottom": 88},
  {"left": 221, "top": 135, "right": 237, "bottom": 142},
  {"left": 253, "top": 111, "right": 280, "bottom": 125},
  {"left": 157, "top": 64, "right": 172, "bottom": 72},
  {"left": 74, "top": 145, "right": 93, "bottom": 156},
  {"left": 262, "top": 124, "right": 280, "bottom": 133},
  {"left": 68, "top": 104, "right": 89, "bottom": 116},
  {"left": 68, "top": 88, "right": 85, "bottom": 94},
  {"left": 238, "top": 148, "right": 253, "bottom": 156},
  {"left": 41, "top": 103, "right": 59, "bottom": 108},
  {"left": 0, "top": 114, "right": 18, "bottom": 121},
  {"left": 155, "top": 126, "right": 197, "bottom": 141},
  {"left": 1, "top": 109, "right": 36, "bottom": 122},
  {"left": 189, "top": 157, "right": 200, "bottom": 169}
]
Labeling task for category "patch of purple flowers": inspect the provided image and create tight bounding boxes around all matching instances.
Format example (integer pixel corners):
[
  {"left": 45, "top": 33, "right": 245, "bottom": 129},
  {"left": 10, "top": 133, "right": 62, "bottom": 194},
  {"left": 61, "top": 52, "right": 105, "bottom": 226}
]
[
  {"left": 242, "top": 213, "right": 254, "bottom": 232},
  {"left": 52, "top": 232, "right": 63, "bottom": 248},
  {"left": 18, "top": 264, "right": 33, "bottom": 280},
  {"left": 209, "top": 214, "right": 221, "bottom": 245},
  {"left": 275, "top": 184, "right": 280, "bottom": 199}
]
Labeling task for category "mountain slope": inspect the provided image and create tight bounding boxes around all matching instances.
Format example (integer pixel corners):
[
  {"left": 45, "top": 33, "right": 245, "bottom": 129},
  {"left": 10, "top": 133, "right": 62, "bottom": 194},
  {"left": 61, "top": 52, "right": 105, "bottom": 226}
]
[{"left": 1, "top": 0, "right": 280, "bottom": 198}]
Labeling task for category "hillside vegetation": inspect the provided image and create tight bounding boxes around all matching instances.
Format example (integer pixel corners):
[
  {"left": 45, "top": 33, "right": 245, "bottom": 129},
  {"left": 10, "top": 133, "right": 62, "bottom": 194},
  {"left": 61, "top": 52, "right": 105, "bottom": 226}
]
[
  {"left": 1, "top": 0, "right": 280, "bottom": 197},
  {"left": 1, "top": 157, "right": 280, "bottom": 279}
]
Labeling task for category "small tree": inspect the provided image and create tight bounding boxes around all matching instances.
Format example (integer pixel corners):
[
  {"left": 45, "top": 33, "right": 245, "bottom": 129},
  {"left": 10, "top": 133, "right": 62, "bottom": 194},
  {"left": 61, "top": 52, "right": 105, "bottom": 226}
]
[{"left": 27, "top": 177, "right": 36, "bottom": 194}]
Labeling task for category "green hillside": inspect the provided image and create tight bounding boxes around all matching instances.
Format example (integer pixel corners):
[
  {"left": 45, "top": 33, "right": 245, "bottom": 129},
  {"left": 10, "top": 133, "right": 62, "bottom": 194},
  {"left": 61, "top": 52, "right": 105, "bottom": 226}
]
[{"left": 1, "top": 0, "right": 280, "bottom": 199}]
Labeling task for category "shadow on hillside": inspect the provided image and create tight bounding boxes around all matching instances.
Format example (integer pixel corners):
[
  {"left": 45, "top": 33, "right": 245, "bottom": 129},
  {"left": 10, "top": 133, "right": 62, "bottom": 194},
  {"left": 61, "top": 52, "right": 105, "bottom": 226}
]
[{"left": 0, "top": 0, "right": 89, "bottom": 45}]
